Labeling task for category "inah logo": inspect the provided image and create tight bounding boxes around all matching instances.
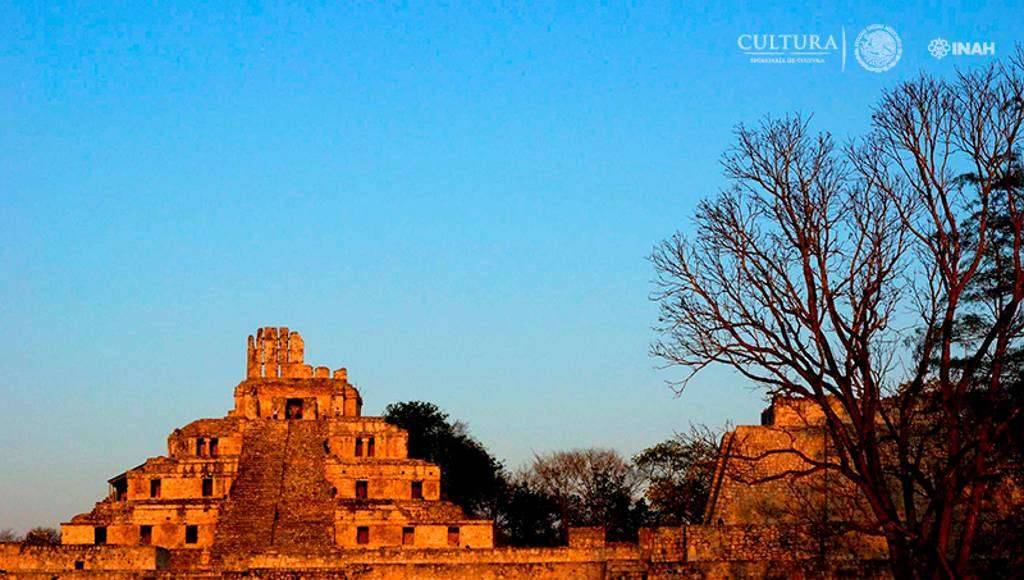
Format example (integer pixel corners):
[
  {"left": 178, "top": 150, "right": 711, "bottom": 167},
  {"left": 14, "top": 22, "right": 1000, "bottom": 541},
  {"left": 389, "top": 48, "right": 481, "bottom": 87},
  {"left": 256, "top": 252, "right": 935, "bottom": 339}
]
[
  {"left": 854, "top": 24, "right": 902, "bottom": 73},
  {"left": 928, "top": 38, "right": 951, "bottom": 59},
  {"left": 928, "top": 39, "right": 996, "bottom": 59}
]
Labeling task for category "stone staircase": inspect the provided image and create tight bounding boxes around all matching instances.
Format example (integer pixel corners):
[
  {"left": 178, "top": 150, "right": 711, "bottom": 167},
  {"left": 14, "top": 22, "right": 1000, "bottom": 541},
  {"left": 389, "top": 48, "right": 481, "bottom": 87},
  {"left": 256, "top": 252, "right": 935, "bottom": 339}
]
[
  {"left": 212, "top": 421, "right": 289, "bottom": 563},
  {"left": 273, "top": 420, "right": 336, "bottom": 553},
  {"left": 212, "top": 420, "right": 336, "bottom": 565}
]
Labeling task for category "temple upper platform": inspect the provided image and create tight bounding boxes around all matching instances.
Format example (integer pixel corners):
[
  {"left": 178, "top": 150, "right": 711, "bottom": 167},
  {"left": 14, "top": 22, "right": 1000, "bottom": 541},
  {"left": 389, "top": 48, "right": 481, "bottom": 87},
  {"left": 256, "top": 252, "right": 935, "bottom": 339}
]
[{"left": 233, "top": 327, "right": 362, "bottom": 419}]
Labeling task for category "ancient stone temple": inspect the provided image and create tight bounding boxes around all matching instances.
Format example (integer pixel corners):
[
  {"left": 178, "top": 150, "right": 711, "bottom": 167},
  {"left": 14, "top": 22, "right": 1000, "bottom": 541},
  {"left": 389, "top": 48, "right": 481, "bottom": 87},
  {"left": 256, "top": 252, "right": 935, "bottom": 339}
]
[
  {"left": 60, "top": 327, "right": 493, "bottom": 567},
  {"left": 702, "top": 397, "right": 889, "bottom": 561}
]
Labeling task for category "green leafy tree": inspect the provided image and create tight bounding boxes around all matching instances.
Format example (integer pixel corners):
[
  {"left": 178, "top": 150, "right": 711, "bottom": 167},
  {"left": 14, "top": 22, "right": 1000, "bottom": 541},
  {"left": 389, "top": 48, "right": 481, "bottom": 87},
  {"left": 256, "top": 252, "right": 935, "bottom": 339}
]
[
  {"left": 634, "top": 426, "right": 720, "bottom": 525},
  {"left": 946, "top": 153, "right": 1024, "bottom": 576},
  {"left": 384, "top": 401, "right": 505, "bottom": 518},
  {"left": 493, "top": 479, "right": 562, "bottom": 547},
  {"left": 951, "top": 154, "right": 1024, "bottom": 454}
]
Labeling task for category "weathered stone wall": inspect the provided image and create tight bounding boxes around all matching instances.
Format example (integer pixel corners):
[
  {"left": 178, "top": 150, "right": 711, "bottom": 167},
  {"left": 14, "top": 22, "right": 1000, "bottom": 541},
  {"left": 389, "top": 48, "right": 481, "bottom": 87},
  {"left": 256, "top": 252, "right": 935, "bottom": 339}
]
[
  {"left": 638, "top": 527, "right": 685, "bottom": 562},
  {"left": 705, "top": 425, "right": 831, "bottom": 525},
  {"left": 0, "top": 543, "right": 166, "bottom": 573},
  {"left": 63, "top": 501, "right": 220, "bottom": 549},
  {"left": 123, "top": 470, "right": 231, "bottom": 502},
  {"left": 231, "top": 562, "right": 607, "bottom": 580},
  {"left": 245, "top": 328, "right": 353, "bottom": 383},
  {"left": 328, "top": 418, "right": 410, "bottom": 459},
  {"left": 766, "top": 396, "right": 848, "bottom": 428},
  {"left": 699, "top": 399, "right": 891, "bottom": 573},
  {"left": 334, "top": 522, "right": 494, "bottom": 549},
  {"left": 221, "top": 562, "right": 889, "bottom": 580},
  {"left": 686, "top": 524, "right": 820, "bottom": 562},
  {"left": 248, "top": 327, "right": 311, "bottom": 379},
  {"left": 704, "top": 396, "right": 877, "bottom": 554},
  {"left": 2, "top": 527, "right": 892, "bottom": 578},
  {"left": 234, "top": 379, "right": 346, "bottom": 420},
  {"left": 243, "top": 543, "right": 640, "bottom": 569},
  {"left": 168, "top": 418, "right": 246, "bottom": 458},
  {"left": 567, "top": 527, "right": 606, "bottom": 549},
  {"left": 326, "top": 461, "right": 441, "bottom": 501},
  {"left": 232, "top": 541, "right": 888, "bottom": 579}
]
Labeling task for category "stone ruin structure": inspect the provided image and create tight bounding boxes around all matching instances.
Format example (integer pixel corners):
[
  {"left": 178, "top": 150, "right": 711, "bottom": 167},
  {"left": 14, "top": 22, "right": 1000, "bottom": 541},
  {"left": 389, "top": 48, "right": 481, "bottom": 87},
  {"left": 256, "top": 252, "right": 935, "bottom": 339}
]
[
  {"left": 703, "top": 397, "right": 889, "bottom": 562},
  {"left": 62, "top": 327, "right": 494, "bottom": 563},
  {"left": 0, "top": 328, "right": 891, "bottom": 578}
]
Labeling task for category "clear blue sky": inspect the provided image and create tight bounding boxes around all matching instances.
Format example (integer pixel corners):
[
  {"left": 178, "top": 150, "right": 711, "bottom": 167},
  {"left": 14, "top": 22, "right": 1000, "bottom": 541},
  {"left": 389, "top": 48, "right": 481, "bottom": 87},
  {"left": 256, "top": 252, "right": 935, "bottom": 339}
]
[{"left": 1, "top": 1, "right": 1018, "bottom": 531}]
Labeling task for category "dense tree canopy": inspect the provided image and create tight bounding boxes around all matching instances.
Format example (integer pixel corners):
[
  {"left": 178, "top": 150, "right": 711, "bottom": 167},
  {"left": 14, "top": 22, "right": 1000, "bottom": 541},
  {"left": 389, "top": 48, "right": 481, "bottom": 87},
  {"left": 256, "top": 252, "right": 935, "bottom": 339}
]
[
  {"left": 523, "top": 448, "right": 651, "bottom": 542},
  {"left": 633, "top": 427, "right": 720, "bottom": 525},
  {"left": 492, "top": 480, "right": 562, "bottom": 547},
  {"left": 22, "top": 527, "right": 60, "bottom": 546},
  {"left": 946, "top": 154, "right": 1024, "bottom": 575},
  {"left": 383, "top": 401, "right": 505, "bottom": 518},
  {"left": 384, "top": 401, "right": 720, "bottom": 548}
]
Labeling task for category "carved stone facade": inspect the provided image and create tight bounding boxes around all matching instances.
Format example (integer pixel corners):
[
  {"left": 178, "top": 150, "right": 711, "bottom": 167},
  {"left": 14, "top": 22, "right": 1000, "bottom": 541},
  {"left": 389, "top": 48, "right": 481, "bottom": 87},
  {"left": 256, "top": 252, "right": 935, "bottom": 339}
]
[{"left": 60, "top": 327, "right": 493, "bottom": 567}]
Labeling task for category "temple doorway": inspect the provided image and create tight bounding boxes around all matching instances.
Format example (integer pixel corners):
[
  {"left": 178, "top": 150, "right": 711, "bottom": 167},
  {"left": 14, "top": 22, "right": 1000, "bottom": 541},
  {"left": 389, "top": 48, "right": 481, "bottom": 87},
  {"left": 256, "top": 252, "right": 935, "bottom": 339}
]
[{"left": 285, "top": 398, "right": 304, "bottom": 420}]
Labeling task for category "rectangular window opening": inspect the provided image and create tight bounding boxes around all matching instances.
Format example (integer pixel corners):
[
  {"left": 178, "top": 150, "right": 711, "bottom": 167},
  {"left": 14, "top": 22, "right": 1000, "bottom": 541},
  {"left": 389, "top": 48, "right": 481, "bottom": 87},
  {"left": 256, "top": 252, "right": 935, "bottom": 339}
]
[
  {"left": 202, "top": 478, "right": 214, "bottom": 497},
  {"left": 209, "top": 437, "right": 219, "bottom": 457},
  {"left": 402, "top": 526, "right": 415, "bottom": 546},
  {"left": 185, "top": 525, "right": 198, "bottom": 545},
  {"left": 111, "top": 477, "right": 128, "bottom": 502},
  {"left": 355, "top": 480, "right": 368, "bottom": 499},
  {"left": 94, "top": 526, "right": 107, "bottom": 545},
  {"left": 196, "top": 437, "right": 207, "bottom": 457},
  {"left": 354, "top": 437, "right": 363, "bottom": 457},
  {"left": 139, "top": 525, "right": 152, "bottom": 545},
  {"left": 447, "top": 526, "right": 460, "bottom": 547},
  {"left": 367, "top": 436, "right": 375, "bottom": 457},
  {"left": 411, "top": 480, "right": 423, "bottom": 500},
  {"left": 150, "top": 478, "right": 161, "bottom": 499},
  {"left": 356, "top": 526, "right": 369, "bottom": 545}
]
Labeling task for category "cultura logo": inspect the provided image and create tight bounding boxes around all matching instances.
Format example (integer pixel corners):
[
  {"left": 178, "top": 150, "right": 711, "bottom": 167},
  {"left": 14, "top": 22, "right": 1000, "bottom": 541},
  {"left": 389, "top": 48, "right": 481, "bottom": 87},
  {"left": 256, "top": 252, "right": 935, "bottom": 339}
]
[
  {"left": 735, "top": 32, "right": 843, "bottom": 67},
  {"left": 854, "top": 24, "right": 902, "bottom": 73},
  {"left": 928, "top": 38, "right": 951, "bottom": 59},
  {"left": 734, "top": 24, "right": 906, "bottom": 73}
]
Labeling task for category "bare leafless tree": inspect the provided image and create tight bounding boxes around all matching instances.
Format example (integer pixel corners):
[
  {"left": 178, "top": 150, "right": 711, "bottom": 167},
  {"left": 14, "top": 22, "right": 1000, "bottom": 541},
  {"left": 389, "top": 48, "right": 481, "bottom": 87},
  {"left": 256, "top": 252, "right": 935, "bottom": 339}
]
[
  {"left": 524, "top": 448, "right": 648, "bottom": 541},
  {"left": 652, "top": 50, "right": 1024, "bottom": 579},
  {"left": 22, "top": 527, "right": 60, "bottom": 546}
]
